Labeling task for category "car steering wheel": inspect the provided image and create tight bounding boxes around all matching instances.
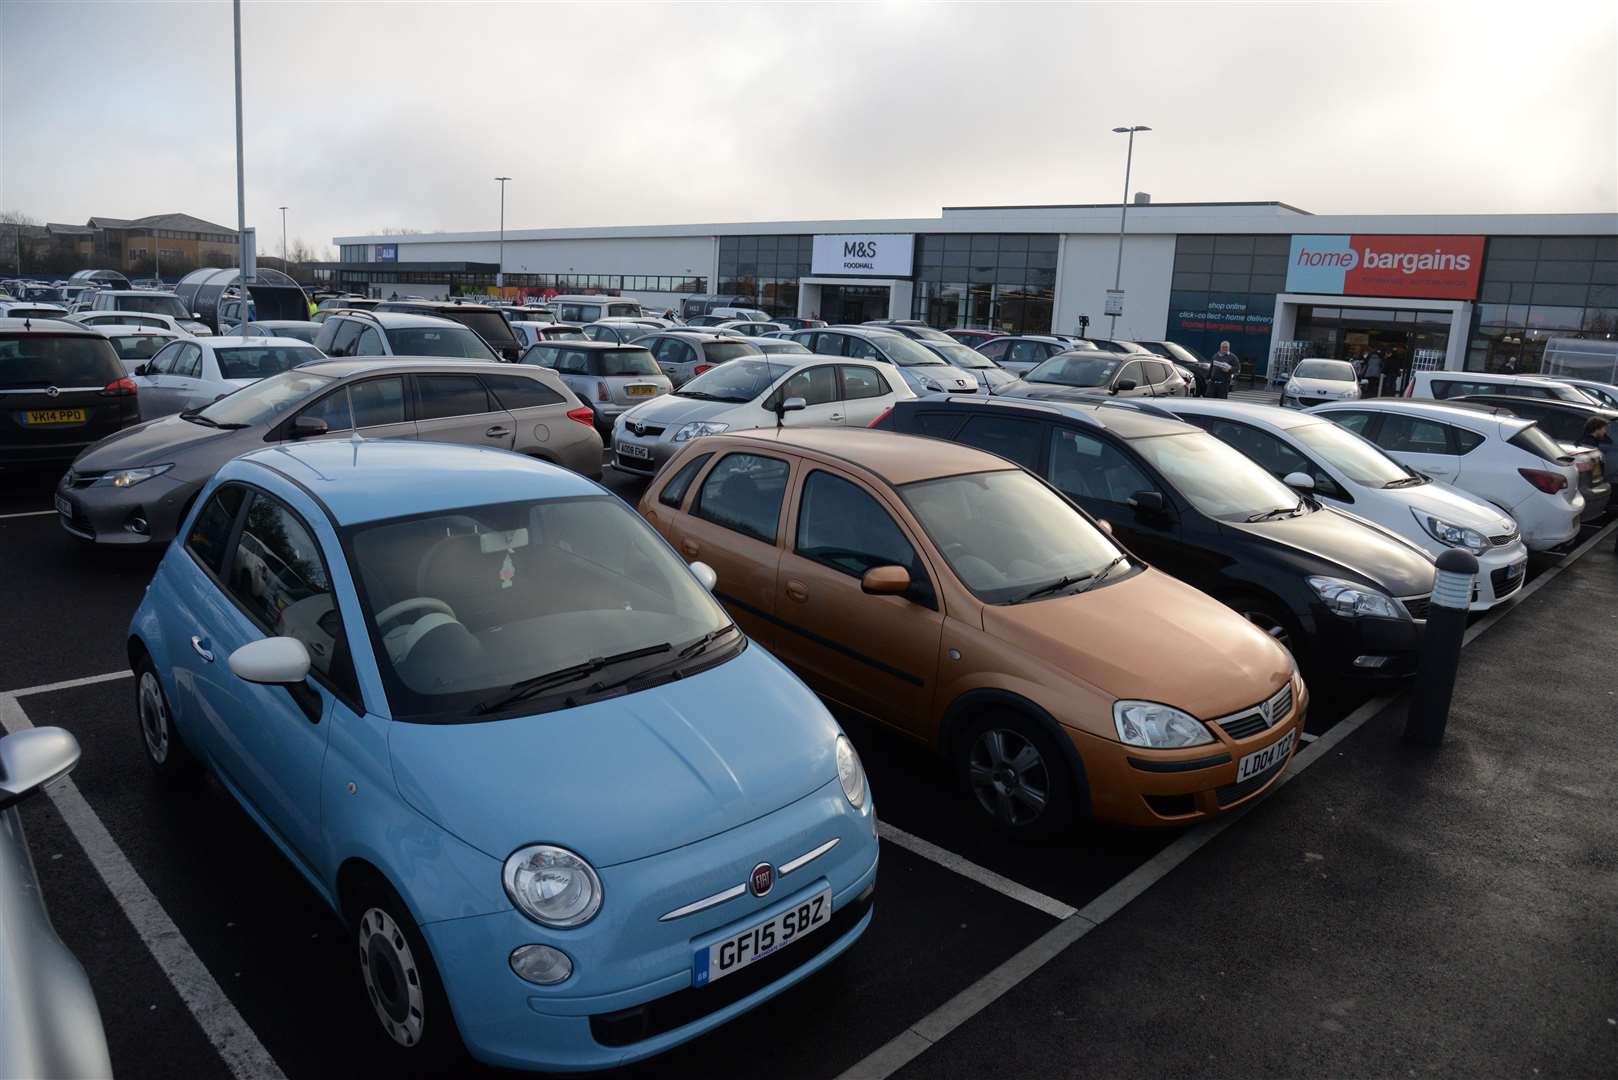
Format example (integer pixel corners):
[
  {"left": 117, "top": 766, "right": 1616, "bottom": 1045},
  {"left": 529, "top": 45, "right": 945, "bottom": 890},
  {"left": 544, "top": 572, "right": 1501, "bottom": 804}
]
[{"left": 375, "top": 597, "right": 456, "bottom": 634}]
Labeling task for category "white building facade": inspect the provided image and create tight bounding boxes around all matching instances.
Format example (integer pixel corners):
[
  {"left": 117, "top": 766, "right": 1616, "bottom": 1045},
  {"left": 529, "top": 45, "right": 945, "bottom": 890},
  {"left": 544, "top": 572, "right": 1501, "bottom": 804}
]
[{"left": 331, "top": 202, "right": 1617, "bottom": 378}]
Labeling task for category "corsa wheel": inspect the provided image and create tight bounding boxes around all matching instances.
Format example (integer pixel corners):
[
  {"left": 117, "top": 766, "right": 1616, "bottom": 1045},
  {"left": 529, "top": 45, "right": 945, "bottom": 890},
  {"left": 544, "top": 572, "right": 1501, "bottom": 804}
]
[
  {"left": 358, "top": 906, "right": 426, "bottom": 1048},
  {"left": 1241, "top": 609, "right": 1294, "bottom": 654},
  {"left": 966, "top": 725, "right": 1059, "bottom": 829}
]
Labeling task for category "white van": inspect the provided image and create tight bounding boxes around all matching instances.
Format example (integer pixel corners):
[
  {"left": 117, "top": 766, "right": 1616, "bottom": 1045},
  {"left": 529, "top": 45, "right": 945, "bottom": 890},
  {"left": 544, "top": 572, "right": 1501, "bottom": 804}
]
[
  {"left": 1404, "top": 369, "right": 1598, "bottom": 405},
  {"left": 551, "top": 295, "right": 643, "bottom": 323}
]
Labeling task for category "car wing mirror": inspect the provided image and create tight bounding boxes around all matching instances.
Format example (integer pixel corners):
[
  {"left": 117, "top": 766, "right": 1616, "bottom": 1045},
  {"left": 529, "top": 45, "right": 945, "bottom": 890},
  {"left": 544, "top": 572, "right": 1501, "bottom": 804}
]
[
  {"left": 690, "top": 560, "right": 718, "bottom": 591},
  {"left": 0, "top": 727, "right": 81, "bottom": 811},
  {"left": 228, "top": 637, "right": 312, "bottom": 686},
  {"left": 861, "top": 564, "right": 911, "bottom": 595},
  {"left": 1127, "top": 490, "right": 1166, "bottom": 514},
  {"left": 1113, "top": 379, "right": 1137, "bottom": 393},
  {"left": 1282, "top": 471, "right": 1316, "bottom": 492},
  {"left": 774, "top": 395, "right": 807, "bottom": 428},
  {"left": 290, "top": 415, "right": 328, "bottom": 439},
  {"left": 134, "top": 363, "right": 148, "bottom": 376}
]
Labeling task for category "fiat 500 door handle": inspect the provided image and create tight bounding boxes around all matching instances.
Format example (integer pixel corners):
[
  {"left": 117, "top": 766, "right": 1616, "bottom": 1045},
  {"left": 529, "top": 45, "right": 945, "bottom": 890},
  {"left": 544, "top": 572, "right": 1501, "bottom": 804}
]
[
  {"left": 190, "top": 636, "right": 215, "bottom": 663},
  {"left": 785, "top": 580, "right": 809, "bottom": 602},
  {"left": 485, "top": 425, "right": 512, "bottom": 437}
]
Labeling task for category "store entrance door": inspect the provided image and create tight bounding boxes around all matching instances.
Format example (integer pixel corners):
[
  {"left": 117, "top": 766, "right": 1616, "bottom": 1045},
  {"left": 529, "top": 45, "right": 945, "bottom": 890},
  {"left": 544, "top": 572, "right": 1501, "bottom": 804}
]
[
  {"left": 819, "top": 284, "right": 890, "bottom": 324},
  {"left": 1294, "top": 305, "right": 1453, "bottom": 396}
]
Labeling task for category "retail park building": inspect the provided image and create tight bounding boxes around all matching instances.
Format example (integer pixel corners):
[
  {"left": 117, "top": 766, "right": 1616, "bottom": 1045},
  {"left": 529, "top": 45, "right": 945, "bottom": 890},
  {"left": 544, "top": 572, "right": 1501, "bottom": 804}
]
[{"left": 329, "top": 202, "right": 1618, "bottom": 377}]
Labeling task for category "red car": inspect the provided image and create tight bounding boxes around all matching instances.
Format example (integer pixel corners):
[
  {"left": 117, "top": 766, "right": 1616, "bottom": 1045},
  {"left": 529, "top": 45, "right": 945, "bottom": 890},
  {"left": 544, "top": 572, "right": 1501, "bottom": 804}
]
[{"left": 945, "top": 328, "right": 1007, "bottom": 346}]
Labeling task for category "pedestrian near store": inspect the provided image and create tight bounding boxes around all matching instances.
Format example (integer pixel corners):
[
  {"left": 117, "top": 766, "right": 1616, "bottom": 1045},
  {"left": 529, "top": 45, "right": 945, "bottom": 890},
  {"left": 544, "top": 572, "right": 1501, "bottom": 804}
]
[
  {"left": 1212, "top": 340, "right": 1238, "bottom": 397},
  {"left": 1582, "top": 415, "right": 1610, "bottom": 447},
  {"left": 1366, "top": 350, "right": 1384, "bottom": 396}
]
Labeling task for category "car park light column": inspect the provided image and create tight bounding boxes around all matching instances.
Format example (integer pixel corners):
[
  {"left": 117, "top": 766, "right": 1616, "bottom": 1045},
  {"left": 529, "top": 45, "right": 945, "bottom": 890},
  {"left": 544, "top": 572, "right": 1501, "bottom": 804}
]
[
  {"left": 233, "top": 0, "right": 248, "bottom": 338},
  {"left": 1108, "top": 125, "right": 1150, "bottom": 341},
  {"left": 495, "top": 176, "right": 511, "bottom": 291}
]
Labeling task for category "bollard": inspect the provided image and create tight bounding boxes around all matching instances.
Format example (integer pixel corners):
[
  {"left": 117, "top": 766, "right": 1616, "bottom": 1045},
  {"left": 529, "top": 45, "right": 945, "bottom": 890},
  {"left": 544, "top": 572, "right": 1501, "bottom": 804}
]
[{"left": 1404, "top": 547, "right": 1478, "bottom": 746}]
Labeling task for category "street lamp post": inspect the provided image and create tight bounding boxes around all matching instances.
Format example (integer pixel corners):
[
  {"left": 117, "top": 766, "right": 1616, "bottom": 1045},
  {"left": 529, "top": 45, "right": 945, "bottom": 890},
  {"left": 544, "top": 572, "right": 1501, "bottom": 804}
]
[
  {"left": 233, "top": 0, "right": 249, "bottom": 337},
  {"left": 494, "top": 176, "right": 511, "bottom": 293},
  {"left": 278, "top": 206, "right": 288, "bottom": 275},
  {"left": 1108, "top": 125, "right": 1151, "bottom": 340}
]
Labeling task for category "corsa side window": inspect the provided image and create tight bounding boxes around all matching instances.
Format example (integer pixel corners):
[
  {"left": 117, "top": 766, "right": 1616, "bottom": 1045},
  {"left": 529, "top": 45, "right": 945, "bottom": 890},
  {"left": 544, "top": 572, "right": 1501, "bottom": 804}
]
[
  {"left": 660, "top": 452, "right": 713, "bottom": 509},
  {"left": 694, "top": 453, "right": 790, "bottom": 543},
  {"left": 186, "top": 484, "right": 247, "bottom": 575}
]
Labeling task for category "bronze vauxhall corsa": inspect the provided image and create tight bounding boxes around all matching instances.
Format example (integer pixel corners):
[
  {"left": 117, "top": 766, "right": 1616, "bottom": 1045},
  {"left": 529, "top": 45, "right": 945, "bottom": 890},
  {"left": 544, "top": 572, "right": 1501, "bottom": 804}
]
[{"left": 638, "top": 428, "right": 1306, "bottom": 831}]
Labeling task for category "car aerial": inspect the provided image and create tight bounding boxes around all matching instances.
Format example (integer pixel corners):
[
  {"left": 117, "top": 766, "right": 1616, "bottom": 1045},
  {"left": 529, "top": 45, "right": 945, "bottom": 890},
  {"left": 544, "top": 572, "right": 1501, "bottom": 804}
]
[
  {"left": 998, "top": 351, "right": 1189, "bottom": 401},
  {"left": 774, "top": 317, "right": 827, "bottom": 332},
  {"left": 130, "top": 335, "right": 325, "bottom": 421},
  {"left": 0, "top": 301, "right": 71, "bottom": 320},
  {"left": 860, "top": 320, "right": 956, "bottom": 342},
  {"left": 56, "top": 358, "right": 601, "bottom": 546},
  {"left": 519, "top": 340, "right": 672, "bottom": 437},
  {"left": 611, "top": 353, "right": 914, "bottom": 476},
  {"left": 641, "top": 425, "right": 1305, "bottom": 830},
  {"left": 712, "top": 320, "right": 790, "bottom": 338},
  {"left": 68, "top": 310, "right": 201, "bottom": 336},
  {"left": 874, "top": 396, "right": 1437, "bottom": 683},
  {"left": 549, "top": 295, "right": 645, "bottom": 324},
  {"left": 786, "top": 326, "right": 981, "bottom": 397},
  {"left": 0, "top": 725, "right": 114, "bottom": 1079},
  {"left": 373, "top": 300, "right": 523, "bottom": 361},
  {"left": 87, "top": 290, "right": 213, "bottom": 335},
  {"left": 1307, "top": 399, "right": 1586, "bottom": 552},
  {"left": 1541, "top": 375, "right": 1618, "bottom": 410},
  {"left": 1403, "top": 369, "right": 1599, "bottom": 404},
  {"left": 945, "top": 328, "right": 1007, "bottom": 346},
  {"left": 1281, "top": 358, "right": 1361, "bottom": 409},
  {"left": 127, "top": 437, "right": 877, "bottom": 1070},
  {"left": 1, "top": 317, "right": 140, "bottom": 472},
  {"left": 1157, "top": 399, "right": 1528, "bottom": 611},
  {"left": 1446, "top": 393, "right": 1618, "bottom": 480},
  {"left": 314, "top": 311, "right": 501, "bottom": 362},
  {"left": 512, "top": 321, "right": 589, "bottom": 348},
  {"left": 1134, "top": 340, "right": 1233, "bottom": 397},
  {"left": 226, "top": 319, "right": 324, "bottom": 344},
  {"left": 638, "top": 330, "right": 763, "bottom": 388},
  {"left": 581, "top": 319, "right": 663, "bottom": 344},
  {"left": 746, "top": 337, "right": 812, "bottom": 357},
  {"left": 88, "top": 324, "right": 185, "bottom": 373},
  {"left": 974, "top": 335, "right": 1090, "bottom": 375},
  {"left": 916, "top": 338, "right": 1019, "bottom": 393}
]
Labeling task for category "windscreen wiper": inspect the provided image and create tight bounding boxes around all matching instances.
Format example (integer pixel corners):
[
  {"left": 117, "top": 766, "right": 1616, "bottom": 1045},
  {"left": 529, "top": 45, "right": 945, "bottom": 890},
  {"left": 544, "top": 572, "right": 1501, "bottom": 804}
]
[
  {"left": 472, "top": 642, "right": 672, "bottom": 716},
  {"left": 1245, "top": 506, "right": 1298, "bottom": 522},
  {"left": 1071, "top": 555, "right": 1131, "bottom": 595},
  {"left": 582, "top": 624, "right": 742, "bottom": 697},
  {"left": 1011, "top": 572, "right": 1094, "bottom": 605},
  {"left": 179, "top": 410, "right": 220, "bottom": 427},
  {"left": 1384, "top": 476, "right": 1425, "bottom": 488}
]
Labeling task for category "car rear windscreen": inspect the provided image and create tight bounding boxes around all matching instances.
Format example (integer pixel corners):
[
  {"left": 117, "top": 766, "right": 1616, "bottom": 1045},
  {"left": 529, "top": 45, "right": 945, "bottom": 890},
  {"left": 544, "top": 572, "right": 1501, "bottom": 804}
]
[
  {"left": 1509, "top": 424, "right": 1572, "bottom": 463},
  {"left": 596, "top": 349, "right": 659, "bottom": 377},
  {"left": 448, "top": 311, "right": 519, "bottom": 347},
  {"left": 702, "top": 341, "right": 760, "bottom": 363},
  {"left": 215, "top": 346, "right": 319, "bottom": 381},
  {"left": 0, "top": 334, "right": 124, "bottom": 389},
  {"left": 108, "top": 335, "right": 171, "bottom": 360}
]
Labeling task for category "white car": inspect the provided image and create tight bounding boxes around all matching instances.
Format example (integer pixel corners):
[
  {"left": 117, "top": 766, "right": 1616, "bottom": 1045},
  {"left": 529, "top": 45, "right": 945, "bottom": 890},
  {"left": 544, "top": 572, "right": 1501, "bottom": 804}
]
[
  {"left": 1403, "top": 369, "right": 1595, "bottom": 405},
  {"left": 0, "top": 300, "right": 69, "bottom": 319},
  {"left": 713, "top": 319, "right": 789, "bottom": 337},
  {"left": 609, "top": 353, "right": 915, "bottom": 475},
  {"left": 1281, "top": 358, "right": 1360, "bottom": 409},
  {"left": 133, "top": 335, "right": 325, "bottom": 420},
  {"left": 1309, "top": 399, "right": 1584, "bottom": 553},
  {"left": 511, "top": 321, "right": 588, "bottom": 349},
  {"left": 88, "top": 324, "right": 186, "bottom": 374},
  {"left": 87, "top": 290, "right": 213, "bottom": 335},
  {"left": 1161, "top": 399, "right": 1528, "bottom": 610},
  {"left": 68, "top": 310, "right": 206, "bottom": 337},
  {"left": 1543, "top": 375, "right": 1618, "bottom": 410}
]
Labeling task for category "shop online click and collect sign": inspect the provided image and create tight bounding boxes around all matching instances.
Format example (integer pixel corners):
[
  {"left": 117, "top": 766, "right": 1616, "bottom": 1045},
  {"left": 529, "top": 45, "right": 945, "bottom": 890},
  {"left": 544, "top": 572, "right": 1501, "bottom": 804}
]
[
  {"left": 810, "top": 234, "right": 915, "bottom": 277},
  {"left": 1286, "top": 235, "right": 1484, "bottom": 300}
]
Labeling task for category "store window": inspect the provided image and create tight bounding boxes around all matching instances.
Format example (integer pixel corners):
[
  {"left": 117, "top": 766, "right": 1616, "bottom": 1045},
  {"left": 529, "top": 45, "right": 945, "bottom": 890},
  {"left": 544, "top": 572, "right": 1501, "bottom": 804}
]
[
  {"left": 910, "top": 233, "right": 1055, "bottom": 335},
  {"left": 1470, "top": 235, "right": 1618, "bottom": 373},
  {"left": 1164, "top": 234, "right": 1287, "bottom": 367},
  {"left": 718, "top": 235, "right": 812, "bottom": 317}
]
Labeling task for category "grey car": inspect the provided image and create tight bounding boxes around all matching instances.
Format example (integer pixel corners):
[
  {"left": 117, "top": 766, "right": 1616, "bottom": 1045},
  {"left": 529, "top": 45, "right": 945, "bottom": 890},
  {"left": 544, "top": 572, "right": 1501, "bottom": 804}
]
[
  {"left": 1, "top": 726, "right": 113, "bottom": 1080},
  {"left": 519, "top": 340, "right": 672, "bottom": 436},
  {"left": 637, "top": 330, "right": 763, "bottom": 387},
  {"left": 56, "top": 358, "right": 602, "bottom": 546},
  {"left": 228, "top": 320, "right": 324, "bottom": 344},
  {"left": 917, "top": 338, "right": 1019, "bottom": 392},
  {"left": 787, "top": 326, "right": 983, "bottom": 396},
  {"left": 581, "top": 319, "right": 665, "bottom": 345},
  {"left": 975, "top": 334, "right": 1097, "bottom": 375}
]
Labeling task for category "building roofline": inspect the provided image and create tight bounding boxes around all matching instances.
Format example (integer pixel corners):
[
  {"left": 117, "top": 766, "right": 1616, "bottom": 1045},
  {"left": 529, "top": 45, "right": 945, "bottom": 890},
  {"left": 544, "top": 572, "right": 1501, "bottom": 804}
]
[{"left": 941, "top": 200, "right": 1315, "bottom": 215}]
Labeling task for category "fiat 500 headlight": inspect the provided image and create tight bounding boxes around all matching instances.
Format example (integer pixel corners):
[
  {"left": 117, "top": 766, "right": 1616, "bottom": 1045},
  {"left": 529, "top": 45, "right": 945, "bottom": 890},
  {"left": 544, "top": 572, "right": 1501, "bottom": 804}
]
[
  {"left": 673, "top": 420, "right": 728, "bottom": 443},
  {"left": 1112, "top": 700, "right": 1215, "bottom": 749},
  {"left": 1412, "top": 510, "right": 1488, "bottom": 555},
  {"left": 836, "top": 734, "right": 868, "bottom": 812},
  {"left": 503, "top": 845, "right": 602, "bottom": 928},
  {"left": 108, "top": 464, "right": 174, "bottom": 488},
  {"left": 1307, "top": 576, "right": 1405, "bottom": 620}
]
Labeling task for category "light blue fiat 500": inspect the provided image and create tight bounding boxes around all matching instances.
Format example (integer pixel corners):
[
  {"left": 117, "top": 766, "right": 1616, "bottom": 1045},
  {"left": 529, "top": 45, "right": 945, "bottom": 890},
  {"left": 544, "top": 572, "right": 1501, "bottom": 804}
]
[{"left": 127, "top": 438, "right": 878, "bottom": 1071}]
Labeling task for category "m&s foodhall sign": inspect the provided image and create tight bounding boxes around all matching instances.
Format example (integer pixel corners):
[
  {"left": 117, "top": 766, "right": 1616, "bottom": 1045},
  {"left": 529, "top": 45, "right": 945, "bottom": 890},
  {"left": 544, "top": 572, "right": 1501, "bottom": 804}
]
[{"left": 1285, "top": 235, "right": 1485, "bottom": 300}]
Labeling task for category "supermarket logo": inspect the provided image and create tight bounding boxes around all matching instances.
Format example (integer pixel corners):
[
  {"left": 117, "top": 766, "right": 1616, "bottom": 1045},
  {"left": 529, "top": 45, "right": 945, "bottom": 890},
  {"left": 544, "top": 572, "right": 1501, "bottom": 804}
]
[
  {"left": 1286, "top": 234, "right": 1484, "bottom": 299},
  {"left": 1293, "top": 244, "right": 1359, "bottom": 271},
  {"left": 1358, "top": 246, "right": 1472, "bottom": 275}
]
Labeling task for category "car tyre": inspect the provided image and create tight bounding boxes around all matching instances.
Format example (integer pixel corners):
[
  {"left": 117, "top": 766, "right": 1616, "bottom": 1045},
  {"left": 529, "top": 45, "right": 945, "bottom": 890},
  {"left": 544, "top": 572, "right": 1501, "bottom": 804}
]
[
  {"left": 135, "top": 657, "right": 202, "bottom": 787},
  {"left": 1224, "top": 595, "right": 1307, "bottom": 672},
  {"left": 347, "top": 877, "right": 465, "bottom": 1072},
  {"left": 955, "top": 711, "right": 1075, "bottom": 833}
]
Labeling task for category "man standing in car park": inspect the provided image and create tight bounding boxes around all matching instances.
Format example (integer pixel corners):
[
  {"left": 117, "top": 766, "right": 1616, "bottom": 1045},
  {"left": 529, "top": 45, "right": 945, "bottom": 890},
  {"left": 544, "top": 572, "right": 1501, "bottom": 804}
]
[{"left": 1211, "top": 340, "right": 1237, "bottom": 397}]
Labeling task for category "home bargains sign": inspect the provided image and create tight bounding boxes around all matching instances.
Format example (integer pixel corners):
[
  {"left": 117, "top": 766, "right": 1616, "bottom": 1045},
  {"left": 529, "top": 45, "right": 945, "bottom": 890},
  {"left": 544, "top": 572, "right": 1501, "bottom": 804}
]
[{"left": 1285, "top": 234, "right": 1484, "bottom": 300}]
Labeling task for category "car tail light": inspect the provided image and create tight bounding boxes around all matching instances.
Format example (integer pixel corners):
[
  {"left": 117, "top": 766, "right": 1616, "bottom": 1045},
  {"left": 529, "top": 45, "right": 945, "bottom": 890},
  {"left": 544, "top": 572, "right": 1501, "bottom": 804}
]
[
  {"left": 1519, "top": 467, "right": 1568, "bottom": 494},
  {"left": 867, "top": 406, "right": 894, "bottom": 429},
  {"left": 595, "top": 380, "right": 611, "bottom": 402},
  {"left": 101, "top": 377, "right": 138, "bottom": 396},
  {"left": 692, "top": 364, "right": 712, "bottom": 378},
  {"left": 566, "top": 406, "right": 595, "bottom": 426},
  {"left": 1573, "top": 456, "right": 1593, "bottom": 473}
]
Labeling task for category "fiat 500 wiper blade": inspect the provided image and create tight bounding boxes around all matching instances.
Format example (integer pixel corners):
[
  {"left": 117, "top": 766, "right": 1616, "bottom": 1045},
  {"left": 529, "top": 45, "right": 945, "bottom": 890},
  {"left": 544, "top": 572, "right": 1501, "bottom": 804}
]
[{"left": 473, "top": 643, "right": 672, "bottom": 715}]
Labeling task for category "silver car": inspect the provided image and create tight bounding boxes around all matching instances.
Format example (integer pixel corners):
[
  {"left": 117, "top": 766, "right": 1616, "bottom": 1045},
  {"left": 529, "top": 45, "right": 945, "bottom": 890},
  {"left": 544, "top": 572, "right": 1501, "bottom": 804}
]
[
  {"left": 1, "top": 726, "right": 113, "bottom": 1079},
  {"left": 637, "top": 330, "right": 763, "bottom": 387},
  {"left": 580, "top": 319, "right": 665, "bottom": 345},
  {"left": 132, "top": 335, "right": 325, "bottom": 420},
  {"left": 57, "top": 358, "right": 602, "bottom": 546},
  {"left": 787, "top": 326, "right": 983, "bottom": 396},
  {"left": 519, "top": 340, "right": 672, "bottom": 437}
]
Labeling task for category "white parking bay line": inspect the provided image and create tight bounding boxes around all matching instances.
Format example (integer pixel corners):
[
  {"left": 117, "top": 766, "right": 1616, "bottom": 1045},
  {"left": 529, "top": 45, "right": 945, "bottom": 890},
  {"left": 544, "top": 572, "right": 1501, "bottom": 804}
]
[
  {"left": 8, "top": 668, "right": 132, "bottom": 698},
  {"left": 0, "top": 508, "right": 57, "bottom": 519},
  {"left": 876, "top": 821, "right": 1077, "bottom": 920},
  {"left": 0, "top": 693, "right": 287, "bottom": 1080}
]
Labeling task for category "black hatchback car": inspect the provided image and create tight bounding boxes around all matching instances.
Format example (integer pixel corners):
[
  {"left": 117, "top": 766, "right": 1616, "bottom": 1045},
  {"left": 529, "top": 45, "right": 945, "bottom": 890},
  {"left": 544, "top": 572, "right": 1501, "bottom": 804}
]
[
  {"left": 0, "top": 318, "right": 139, "bottom": 471},
  {"left": 875, "top": 396, "right": 1436, "bottom": 682},
  {"left": 372, "top": 299, "right": 523, "bottom": 361}
]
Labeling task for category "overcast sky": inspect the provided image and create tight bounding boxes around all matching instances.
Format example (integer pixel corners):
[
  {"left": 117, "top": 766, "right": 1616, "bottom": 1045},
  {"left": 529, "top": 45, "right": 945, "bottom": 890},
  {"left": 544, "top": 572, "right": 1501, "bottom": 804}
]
[{"left": 2, "top": 0, "right": 1614, "bottom": 254}]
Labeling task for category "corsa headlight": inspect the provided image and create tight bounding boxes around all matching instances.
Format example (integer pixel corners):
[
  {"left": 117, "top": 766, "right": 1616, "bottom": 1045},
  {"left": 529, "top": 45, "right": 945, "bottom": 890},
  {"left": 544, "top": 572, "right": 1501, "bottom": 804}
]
[
  {"left": 1307, "top": 575, "right": 1405, "bottom": 620},
  {"left": 503, "top": 845, "right": 602, "bottom": 928},
  {"left": 835, "top": 735, "right": 868, "bottom": 812},
  {"left": 1112, "top": 700, "right": 1215, "bottom": 749},
  {"left": 1412, "top": 509, "right": 1488, "bottom": 555},
  {"left": 108, "top": 464, "right": 174, "bottom": 488},
  {"left": 673, "top": 420, "right": 728, "bottom": 443}
]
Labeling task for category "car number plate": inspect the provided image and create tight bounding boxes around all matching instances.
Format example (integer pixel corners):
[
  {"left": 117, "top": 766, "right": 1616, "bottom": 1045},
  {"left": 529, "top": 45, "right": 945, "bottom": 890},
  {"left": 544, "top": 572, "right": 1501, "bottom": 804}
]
[
  {"left": 1236, "top": 730, "right": 1295, "bottom": 783},
  {"left": 27, "top": 408, "right": 86, "bottom": 425},
  {"left": 54, "top": 494, "right": 72, "bottom": 517},
  {"left": 617, "top": 442, "right": 652, "bottom": 460},
  {"left": 693, "top": 888, "right": 832, "bottom": 987},
  {"left": 626, "top": 384, "right": 657, "bottom": 397}
]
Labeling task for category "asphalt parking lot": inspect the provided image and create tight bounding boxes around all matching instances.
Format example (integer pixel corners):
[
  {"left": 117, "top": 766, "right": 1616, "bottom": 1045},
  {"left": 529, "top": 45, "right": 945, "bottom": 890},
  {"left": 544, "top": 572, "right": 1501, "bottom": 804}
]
[{"left": 0, "top": 456, "right": 1600, "bottom": 1080}]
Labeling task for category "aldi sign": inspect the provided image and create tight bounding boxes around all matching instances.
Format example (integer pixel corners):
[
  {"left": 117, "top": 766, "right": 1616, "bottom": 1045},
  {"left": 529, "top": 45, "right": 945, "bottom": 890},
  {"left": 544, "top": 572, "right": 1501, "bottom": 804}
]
[{"left": 1285, "top": 234, "right": 1484, "bottom": 300}]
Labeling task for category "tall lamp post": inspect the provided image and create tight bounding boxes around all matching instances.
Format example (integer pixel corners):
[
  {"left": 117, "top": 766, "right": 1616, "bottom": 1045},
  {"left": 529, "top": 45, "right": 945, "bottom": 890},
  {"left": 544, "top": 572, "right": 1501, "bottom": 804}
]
[
  {"left": 1108, "top": 124, "right": 1150, "bottom": 341},
  {"left": 278, "top": 206, "right": 289, "bottom": 276},
  {"left": 494, "top": 176, "right": 511, "bottom": 293},
  {"left": 233, "top": 0, "right": 249, "bottom": 337}
]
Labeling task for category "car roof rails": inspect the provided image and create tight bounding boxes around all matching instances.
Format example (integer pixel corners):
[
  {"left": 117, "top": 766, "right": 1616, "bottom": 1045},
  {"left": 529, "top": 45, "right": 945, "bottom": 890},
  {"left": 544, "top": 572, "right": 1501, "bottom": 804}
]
[
  {"left": 331, "top": 308, "right": 388, "bottom": 325},
  {"left": 1100, "top": 398, "right": 1178, "bottom": 420}
]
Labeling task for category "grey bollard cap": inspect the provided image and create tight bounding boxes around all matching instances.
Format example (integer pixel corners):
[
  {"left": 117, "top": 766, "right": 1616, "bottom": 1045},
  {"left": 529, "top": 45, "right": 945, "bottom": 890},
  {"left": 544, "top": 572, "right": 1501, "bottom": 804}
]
[
  {"left": 1432, "top": 547, "right": 1480, "bottom": 610},
  {"left": 1435, "top": 548, "right": 1480, "bottom": 574}
]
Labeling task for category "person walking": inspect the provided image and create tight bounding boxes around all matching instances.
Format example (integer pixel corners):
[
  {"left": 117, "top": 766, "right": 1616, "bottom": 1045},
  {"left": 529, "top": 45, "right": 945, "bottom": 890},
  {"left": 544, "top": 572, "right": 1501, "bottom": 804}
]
[
  {"left": 1211, "top": 340, "right": 1238, "bottom": 398},
  {"left": 1366, "top": 350, "right": 1384, "bottom": 397},
  {"left": 1582, "top": 415, "right": 1610, "bottom": 447}
]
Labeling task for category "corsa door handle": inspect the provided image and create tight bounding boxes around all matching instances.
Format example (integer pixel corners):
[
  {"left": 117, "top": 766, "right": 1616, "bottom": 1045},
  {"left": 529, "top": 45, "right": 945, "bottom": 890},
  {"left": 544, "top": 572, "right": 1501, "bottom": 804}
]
[
  {"left": 485, "top": 425, "right": 512, "bottom": 437},
  {"left": 785, "top": 580, "right": 809, "bottom": 602},
  {"left": 190, "top": 636, "right": 215, "bottom": 663},
  {"left": 681, "top": 540, "right": 699, "bottom": 557}
]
